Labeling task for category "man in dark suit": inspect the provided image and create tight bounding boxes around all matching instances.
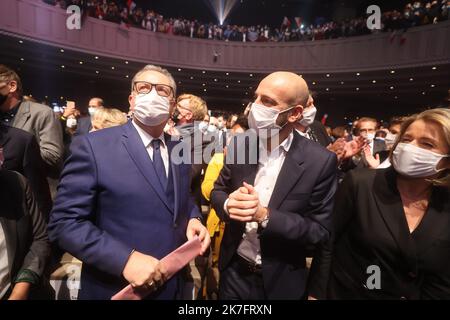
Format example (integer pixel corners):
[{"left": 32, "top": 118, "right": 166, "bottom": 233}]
[
  {"left": 0, "top": 124, "right": 52, "bottom": 219},
  {"left": 48, "top": 65, "right": 210, "bottom": 300},
  {"left": 73, "top": 97, "right": 104, "bottom": 136},
  {"left": 0, "top": 65, "right": 63, "bottom": 177},
  {"left": 351, "top": 117, "right": 387, "bottom": 168},
  {"left": 0, "top": 169, "right": 51, "bottom": 300},
  {"left": 211, "top": 72, "right": 337, "bottom": 300}
]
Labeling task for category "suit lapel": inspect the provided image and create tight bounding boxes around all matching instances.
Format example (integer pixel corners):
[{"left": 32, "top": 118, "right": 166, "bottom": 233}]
[
  {"left": 373, "top": 168, "right": 417, "bottom": 271},
  {"left": 268, "top": 132, "right": 305, "bottom": 209},
  {"left": 11, "top": 101, "right": 30, "bottom": 130},
  {"left": 165, "top": 134, "right": 180, "bottom": 222},
  {"left": 121, "top": 122, "right": 172, "bottom": 213}
]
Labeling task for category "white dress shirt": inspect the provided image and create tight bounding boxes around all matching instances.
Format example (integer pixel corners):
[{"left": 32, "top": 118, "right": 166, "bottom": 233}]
[
  {"left": 0, "top": 223, "right": 11, "bottom": 299},
  {"left": 237, "top": 132, "right": 294, "bottom": 265},
  {"left": 132, "top": 120, "right": 169, "bottom": 177}
]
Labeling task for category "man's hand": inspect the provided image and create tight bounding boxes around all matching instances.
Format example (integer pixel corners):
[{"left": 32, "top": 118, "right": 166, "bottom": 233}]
[
  {"left": 327, "top": 138, "right": 346, "bottom": 162},
  {"left": 62, "top": 103, "right": 76, "bottom": 118},
  {"left": 186, "top": 218, "right": 211, "bottom": 255},
  {"left": 122, "top": 251, "right": 166, "bottom": 290},
  {"left": 342, "top": 136, "right": 367, "bottom": 160},
  {"left": 226, "top": 182, "right": 267, "bottom": 223},
  {"left": 363, "top": 145, "right": 380, "bottom": 169},
  {"left": 8, "top": 282, "right": 31, "bottom": 300},
  {"left": 243, "top": 182, "right": 268, "bottom": 223}
]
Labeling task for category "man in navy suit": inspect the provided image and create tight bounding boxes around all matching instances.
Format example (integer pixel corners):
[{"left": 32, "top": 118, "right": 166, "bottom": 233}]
[
  {"left": 211, "top": 72, "right": 337, "bottom": 300},
  {"left": 48, "top": 65, "right": 210, "bottom": 300}
]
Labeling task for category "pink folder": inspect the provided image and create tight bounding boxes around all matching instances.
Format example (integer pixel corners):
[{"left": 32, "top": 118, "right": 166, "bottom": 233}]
[{"left": 111, "top": 237, "right": 202, "bottom": 300}]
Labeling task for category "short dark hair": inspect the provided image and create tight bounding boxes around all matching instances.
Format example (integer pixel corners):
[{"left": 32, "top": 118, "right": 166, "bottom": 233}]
[{"left": 0, "top": 65, "right": 23, "bottom": 96}]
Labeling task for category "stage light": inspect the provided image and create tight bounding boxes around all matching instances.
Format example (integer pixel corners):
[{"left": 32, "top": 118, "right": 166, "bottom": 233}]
[{"left": 205, "top": 0, "right": 238, "bottom": 25}]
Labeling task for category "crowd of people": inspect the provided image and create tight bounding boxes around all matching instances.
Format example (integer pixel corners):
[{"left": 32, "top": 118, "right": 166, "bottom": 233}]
[
  {"left": 1, "top": 61, "right": 450, "bottom": 300},
  {"left": 43, "top": 0, "right": 450, "bottom": 42}
]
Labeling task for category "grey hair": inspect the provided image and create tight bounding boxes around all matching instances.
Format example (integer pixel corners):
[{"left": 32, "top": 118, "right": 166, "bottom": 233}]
[{"left": 130, "top": 64, "right": 177, "bottom": 97}]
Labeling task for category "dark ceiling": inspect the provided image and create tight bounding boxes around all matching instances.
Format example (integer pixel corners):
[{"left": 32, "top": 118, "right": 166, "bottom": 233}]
[{"left": 0, "top": 33, "right": 449, "bottom": 127}]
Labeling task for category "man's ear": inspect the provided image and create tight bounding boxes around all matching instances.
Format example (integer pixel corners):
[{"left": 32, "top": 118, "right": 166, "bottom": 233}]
[
  {"left": 185, "top": 111, "right": 193, "bottom": 121},
  {"left": 289, "top": 105, "right": 304, "bottom": 123},
  {"left": 128, "top": 94, "right": 135, "bottom": 112},
  {"left": 9, "top": 81, "right": 18, "bottom": 94}
]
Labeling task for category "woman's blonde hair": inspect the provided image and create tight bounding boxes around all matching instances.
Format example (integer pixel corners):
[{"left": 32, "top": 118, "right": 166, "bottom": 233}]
[
  {"left": 390, "top": 108, "right": 450, "bottom": 188},
  {"left": 92, "top": 108, "right": 127, "bottom": 130}
]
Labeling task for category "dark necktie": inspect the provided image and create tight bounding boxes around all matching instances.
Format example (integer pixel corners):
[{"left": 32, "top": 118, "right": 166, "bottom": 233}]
[{"left": 151, "top": 139, "right": 167, "bottom": 190}]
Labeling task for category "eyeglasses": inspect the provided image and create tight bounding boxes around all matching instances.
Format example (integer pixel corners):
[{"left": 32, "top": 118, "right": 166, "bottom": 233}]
[{"left": 133, "top": 81, "right": 174, "bottom": 98}]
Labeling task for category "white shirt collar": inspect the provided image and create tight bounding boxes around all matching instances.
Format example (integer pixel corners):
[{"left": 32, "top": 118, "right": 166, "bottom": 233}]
[{"left": 132, "top": 120, "right": 166, "bottom": 148}]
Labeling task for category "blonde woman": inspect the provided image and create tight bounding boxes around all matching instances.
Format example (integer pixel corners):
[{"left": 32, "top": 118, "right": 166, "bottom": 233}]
[
  {"left": 310, "top": 108, "right": 450, "bottom": 300},
  {"left": 90, "top": 107, "right": 127, "bottom": 132}
]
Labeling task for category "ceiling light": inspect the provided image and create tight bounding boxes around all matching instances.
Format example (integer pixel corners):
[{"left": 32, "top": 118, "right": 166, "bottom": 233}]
[
  {"left": 394, "top": 96, "right": 398, "bottom": 99},
  {"left": 19, "top": 40, "right": 23, "bottom": 44},
  {"left": 79, "top": 61, "right": 84, "bottom": 65},
  {"left": 95, "top": 56, "right": 99, "bottom": 60},
  {"left": 226, "top": 85, "right": 229, "bottom": 88},
  {"left": 390, "top": 86, "right": 394, "bottom": 90},
  {"left": 214, "top": 79, "right": 218, "bottom": 82},
  {"left": 20, "top": 58, "right": 24, "bottom": 61},
  {"left": 95, "top": 70, "right": 99, "bottom": 74},
  {"left": 203, "top": 89, "right": 207, "bottom": 92},
  {"left": 237, "top": 80, "right": 241, "bottom": 83},
  {"left": 356, "top": 73, "right": 360, "bottom": 76},
  {"left": 432, "top": 66, "right": 437, "bottom": 70},
  {"left": 202, "top": 71, "right": 206, "bottom": 74},
  {"left": 312, "top": 82, "right": 316, "bottom": 85},
  {"left": 326, "top": 74, "right": 330, "bottom": 78},
  {"left": 190, "top": 76, "right": 194, "bottom": 80},
  {"left": 356, "top": 87, "right": 360, "bottom": 91},
  {"left": 422, "top": 91, "right": 426, "bottom": 95},
  {"left": 202, "top": 83, "right": 206, "bottom": 86},
  {"left": 409, "top": 78, "right": 414, "bottom": 81},
  {"left": 226, "top": 72, "right": 229, "bottom": 76},
  {"left": 60, "top": 49, "right": 64, "bottom": 53},
  {"left": 341, "top": 81, "right": 344, "bottom": 85},
  {"left": 430, "top": 84, "right": 436, "bottom": 88},
  {"left": 125, "top": 75, "right": 129, "bottom": 78},
  {"left": 125, "top": 61, "right": 129, "bottom": 64},
  {"left": 61, "top": 65, "right": 65, "bottom": 69},
  {"left": 390, "top": 70, "right": 395, "bottom": 74},
  {"left": 111, "top": 66, "right": 115, "bottom": 70},
  {"left": 326, "top": 88, "right": 330, "bottom": 91},
  {"left": 372, "top": 80, "right": 377, "bottom": 84},
  {"left": 249, "top": 74, "right": 253, "bottom": 77},
  {"left": 178, "top": 68, "right": 182, "bottom": 71}
]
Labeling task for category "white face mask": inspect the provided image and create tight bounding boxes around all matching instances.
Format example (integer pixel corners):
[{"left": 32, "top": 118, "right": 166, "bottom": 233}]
[
  {"left": 66, "top": 118, "right": 77, "bottom": 129},
  {"left": 299, "top": 106, "right": 317, "bottom": 127},
  {"left": 88, "top": 107, "right": 97, "bottom": 116},
  {"left": 207, "top": 124, "right": 217, "bottom": 133},
  {"left": 385, "top": 132, "right": 398, "bottom": 148},
  {"left": 365, "top": 132, "right": 375, "bottom": 142},
  {"left": 198, "top": 121, "right": 208, "bottom": 133},
  {"left": 133, "top": 91, "right": 171, "bottom": 127},
  {"left": 248, "top": 102, "right": 293, "bottom": 137},
  {"left": 392, "top": 142, "right": 449, "bottom": 178}
]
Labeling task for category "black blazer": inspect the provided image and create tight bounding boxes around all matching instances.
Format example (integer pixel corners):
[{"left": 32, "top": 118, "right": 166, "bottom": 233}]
[
  {"left": 0, "top": 170, "right": 51, "bottom": 299},
  {"left": 0, "top": 125, "right": 52, "bottom": 219},
  {"left": 309, "top": 167, "right": 450, "bottom": 300},
  {"left": 211, "top": 130, "right": 338, "bottom": 299}
]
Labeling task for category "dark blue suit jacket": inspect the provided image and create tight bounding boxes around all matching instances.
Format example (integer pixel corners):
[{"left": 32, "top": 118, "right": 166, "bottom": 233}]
[{"left": 48, "top": 121, "right": 201, "bottom": 300}]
